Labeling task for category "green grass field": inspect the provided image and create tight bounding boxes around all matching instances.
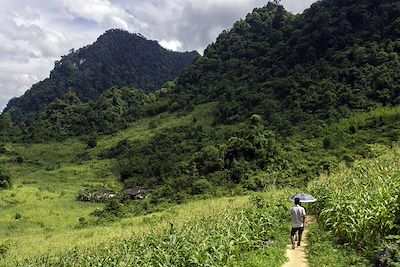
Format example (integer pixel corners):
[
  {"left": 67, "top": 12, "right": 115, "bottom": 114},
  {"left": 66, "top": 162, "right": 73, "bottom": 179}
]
[
  {"left": 1, "top": 103, "right": 400, "bottom": 266},
  {"left": 0, "top": 103, "right": 263, "bottom": 265}
]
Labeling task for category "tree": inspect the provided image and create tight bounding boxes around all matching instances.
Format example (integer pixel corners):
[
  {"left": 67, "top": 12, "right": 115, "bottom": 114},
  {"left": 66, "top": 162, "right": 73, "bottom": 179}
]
[{"left": 0, "top": 171, "right": 11, "bottom": 189}]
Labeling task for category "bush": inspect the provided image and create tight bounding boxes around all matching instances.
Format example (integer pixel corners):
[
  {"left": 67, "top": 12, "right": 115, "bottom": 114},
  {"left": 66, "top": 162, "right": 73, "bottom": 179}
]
[
  {"left": 0, "top": 172, "right": 11, "bottom": 189},
  {"left": 323, "top": 136, "right": 335, "bottom": 150},
  {"left": 76, "top": 187, "right": 96, "bottom": 202},
  {"left": 104, "top": 199, "right": 126, "bottom": 218},
  {"left": 243, "top": 173, "right": 269, "bottom": 191},
  {"left": 362, "top": 143, "right": 389, "bottom": 158},
  {"left": 192, "top": 178, "right": 212, "bottom": 195},
  {"left": 0, "top": 242, "right": 9, "bottom": 257},
  {"left": 148, "top": 120, "right": 157, "bottom": 129},
  {"left": 15, "top": 155, "right": 24, "bottom": 163},
  {"left": 86, "top": 139, "right": 97, "bottom": 149},
  {"left": 76, "top": 217, "right": 88, "bottom": 228}
]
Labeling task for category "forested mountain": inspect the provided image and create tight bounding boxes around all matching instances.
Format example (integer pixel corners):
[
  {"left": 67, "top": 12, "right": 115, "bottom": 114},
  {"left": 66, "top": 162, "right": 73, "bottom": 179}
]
[
  {"left": 2, "top": 0, "right": 400, "bottom": 189},
  {"left": 173, "top": 0, "right": 400, "bottom": 131},
  {"left": 3, "top": 29, "right": 199, "bottom": 121}
]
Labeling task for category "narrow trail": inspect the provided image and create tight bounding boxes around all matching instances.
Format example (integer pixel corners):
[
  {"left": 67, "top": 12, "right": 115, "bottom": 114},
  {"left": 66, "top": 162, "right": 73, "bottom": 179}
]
[{"left": 282, "top": 216, "right": 315, "bottom": 267}]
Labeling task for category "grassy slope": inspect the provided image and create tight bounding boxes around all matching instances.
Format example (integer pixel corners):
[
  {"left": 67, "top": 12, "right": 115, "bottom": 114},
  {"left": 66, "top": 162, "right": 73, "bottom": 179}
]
[
  {"left": 2, "top": 103, "right": 400, "bottom": 265},
  {"left": 10, "top": 189, "right": 292, "bottom": 267},
  {"left": 0, "top": 102, "right": 251, "bottom": 264}
]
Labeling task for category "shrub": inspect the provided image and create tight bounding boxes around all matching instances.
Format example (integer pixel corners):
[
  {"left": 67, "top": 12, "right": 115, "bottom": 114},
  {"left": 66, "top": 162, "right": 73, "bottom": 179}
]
[
  {"left": 362, "top": 143, "right": 389, "bottom": 158},
  {"left": 15, "top": 155, "right": 24, "bottom": 163},
  {"left": 104, "top": 199, "right": 125, "bottom": 218},
  {"left": 192, "top": 178, "right": 212, "bottom": 195},
  {"left": 148, "top": 120, "right": 157, "bottom": 129},
  {"left": 76, "top": 187, "right": 96, "bottom": 202},
  {"left": 323, "top": 136, "right": 335, "bottom": 150},
  {"left": 76, "top": 217, "right": 88, "bottom": 228},
  {"left": 86, "top": 139, "right": 97, "bottom": 149},
  {"left": 0, "top": 243, "right": 9, "bottom": 257},
  {"left": 0, "top": 171, "right": 11, "bottom": 189}
]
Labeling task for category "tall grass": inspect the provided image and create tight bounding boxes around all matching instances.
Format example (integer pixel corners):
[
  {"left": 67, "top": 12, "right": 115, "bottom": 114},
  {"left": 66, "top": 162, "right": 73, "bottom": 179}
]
[
  {"left": 327, "top": 105, "right": 400, "bottom": 133},
  {"left": 308, "top": 146, "right": 400, "bottom": 264},
  {"left": 0, "top": 103, "right": 229, "bottom": 264},
  {"left": 6, "top": 192, "right": 291, "bottom": 267}
]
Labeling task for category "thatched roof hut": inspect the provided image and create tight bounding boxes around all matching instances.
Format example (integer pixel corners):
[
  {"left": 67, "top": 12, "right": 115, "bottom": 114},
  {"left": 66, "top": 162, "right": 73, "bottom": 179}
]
[
  {"left": 124, "top": 186, "right": 151, "bottom": 200},
  {"left": 93, "top": 189, "right": 117, "bottom": 201}
]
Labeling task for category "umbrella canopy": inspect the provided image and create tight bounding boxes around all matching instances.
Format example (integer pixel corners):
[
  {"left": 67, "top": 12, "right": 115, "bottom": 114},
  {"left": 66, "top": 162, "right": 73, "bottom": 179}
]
[{"left": 289, "top": 193, "right": 317, "bottom": 203}]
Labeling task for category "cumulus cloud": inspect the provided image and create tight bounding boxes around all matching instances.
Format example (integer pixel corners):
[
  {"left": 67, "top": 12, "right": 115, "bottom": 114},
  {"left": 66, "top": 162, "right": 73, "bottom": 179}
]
[
  {"left": 0, "top": 58, "right": 53, "bottom": 109},
  {"left": 0, "top": 0, "right": 317, "bottom": 112},
  {"left": 281, "top": 0, "right": 317, "bottom": 14},
  {"left": 56, "top": 0, "right": 148, "bottom": 31},
  {"left": 122, "top": 0, "right": 318, "bottom": 53},
  {"left": 159, "top": 39, "right": 183, "bottom": 51},
  {"left": 132, "top": 0, "right": 268, "bottom": 52}
]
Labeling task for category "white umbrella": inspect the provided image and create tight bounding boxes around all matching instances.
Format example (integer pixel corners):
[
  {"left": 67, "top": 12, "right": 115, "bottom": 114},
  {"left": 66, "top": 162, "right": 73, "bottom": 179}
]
[{"left": 289, "top": 193, "right": 317, "bottom": 203}]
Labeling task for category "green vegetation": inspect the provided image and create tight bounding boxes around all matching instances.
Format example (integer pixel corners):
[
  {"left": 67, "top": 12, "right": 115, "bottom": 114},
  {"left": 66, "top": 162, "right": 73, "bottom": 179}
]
[
  {"left": 5, "top": 192, "right": 291, "bottom": 267},
  {"left": 173, "top": 1, "right": 400, "bottom": 130},
  {"left": 2, "top": 0, "right": 400, "bottom": 197},
  {"left": 308, "top": 146, "right": 400, "bottom": 266},
  {"left": 0, "top": 171, "right": 10, "bottom": 189},
  {"left": 1, "top": 0, "right": 400, "bottom": 265},
  {"left": 307, "top": 222, "right": 372, "bottom": 267}
]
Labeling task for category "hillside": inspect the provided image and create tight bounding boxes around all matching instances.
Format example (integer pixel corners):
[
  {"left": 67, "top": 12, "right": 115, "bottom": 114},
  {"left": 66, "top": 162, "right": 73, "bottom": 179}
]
[
  {"left": 0, "top": 109, "right": 292, "bottom": 266},
  {"left": 1, "top": 0, "right": 400, "bottom": 192},
  {"left": 3, "top": 29, "right": 199, "bottom": 122},
  {"left": 5, "top": 1, "right": 399, "bottom": 139},
  {"left": 172, "top": 0, "right": 400, "bottom": 129},
  {"left": 0, "top": 114, "right": 398, "bottom": 265},
  {"left": 1, "top": 0, "right": 400, "bottom": 265}
]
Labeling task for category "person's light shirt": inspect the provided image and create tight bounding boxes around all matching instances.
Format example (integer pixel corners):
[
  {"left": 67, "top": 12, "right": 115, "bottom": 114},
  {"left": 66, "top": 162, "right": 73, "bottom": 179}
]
[{"left": 290, "top": 205, "right": 306, "bottom": 228}]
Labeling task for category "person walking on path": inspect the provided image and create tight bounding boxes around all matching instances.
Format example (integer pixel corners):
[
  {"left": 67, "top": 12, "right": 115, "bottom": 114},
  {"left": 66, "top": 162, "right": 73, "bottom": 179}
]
[{"left": 290, "top": 197, "right": 306, "bottom": 249}]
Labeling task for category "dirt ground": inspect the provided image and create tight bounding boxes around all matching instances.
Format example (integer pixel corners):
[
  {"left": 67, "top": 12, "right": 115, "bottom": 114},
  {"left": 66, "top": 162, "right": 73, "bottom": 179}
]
[{"left": 282, "top": 216, "right": 315, "bottom": 267}]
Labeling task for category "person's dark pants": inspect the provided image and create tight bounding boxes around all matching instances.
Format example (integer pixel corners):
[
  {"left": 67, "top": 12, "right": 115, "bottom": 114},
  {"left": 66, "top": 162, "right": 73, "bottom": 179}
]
[{"left": 291, "top": 227, "right": 304, "bottom": 246}]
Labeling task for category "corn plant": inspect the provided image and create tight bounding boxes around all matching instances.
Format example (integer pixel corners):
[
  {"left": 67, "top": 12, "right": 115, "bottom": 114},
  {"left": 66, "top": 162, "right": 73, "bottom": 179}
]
[
  {"left": 310, "top": 147, "right": 400, "bottom": 247},
  {"left": 13, "top": 193, "right": 290, "bottom": 267}
]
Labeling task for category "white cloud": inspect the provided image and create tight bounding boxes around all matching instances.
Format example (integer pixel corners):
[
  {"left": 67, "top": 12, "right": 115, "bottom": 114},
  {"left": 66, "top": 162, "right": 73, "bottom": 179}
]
[
  {"left": 130, "top": 0, "right": 315, "bottom": 53},
  {"left": 281, "top": 0, "right": 317, "bottom": 14},
  {"left": 0, "top": 58, "right": 52, "bottom": 110},
  {"left": 159, "top": 39, "right": 183, "bottom": 51},
  {"left": 56, "top": 0, "right": 147, "bottom": 31}
]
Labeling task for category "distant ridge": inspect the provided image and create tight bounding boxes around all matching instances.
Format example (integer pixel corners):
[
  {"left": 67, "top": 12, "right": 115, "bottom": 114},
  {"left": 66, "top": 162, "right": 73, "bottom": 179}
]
[{"left": 4, "top": 29, "right": 199, "bottom": 121}]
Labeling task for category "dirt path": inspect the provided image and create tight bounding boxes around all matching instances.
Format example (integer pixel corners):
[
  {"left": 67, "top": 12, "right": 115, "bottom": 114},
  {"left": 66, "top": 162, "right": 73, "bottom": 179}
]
[{"left": 282, "top": 216, "right": 315, "bottom": 267}]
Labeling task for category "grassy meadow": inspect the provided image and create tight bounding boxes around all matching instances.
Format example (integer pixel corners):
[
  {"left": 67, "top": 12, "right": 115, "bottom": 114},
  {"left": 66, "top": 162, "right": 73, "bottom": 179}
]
[
  {"left": 2, "top": 103, "right": 284, "bottom": 265},
  {"left": 1, "top": 103, "right": 400, "bottom": 266},
  {"left": 0, "top": 147, "right": 291, "bottom": 267},
  {"left": 0, "top": 109, "right": 187, "bottom": 262}
]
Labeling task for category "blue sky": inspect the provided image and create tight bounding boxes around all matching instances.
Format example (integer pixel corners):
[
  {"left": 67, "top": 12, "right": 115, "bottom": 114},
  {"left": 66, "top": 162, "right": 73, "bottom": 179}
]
[{"left": 0, "top": 0, "right": 317, "bottom": 111}]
